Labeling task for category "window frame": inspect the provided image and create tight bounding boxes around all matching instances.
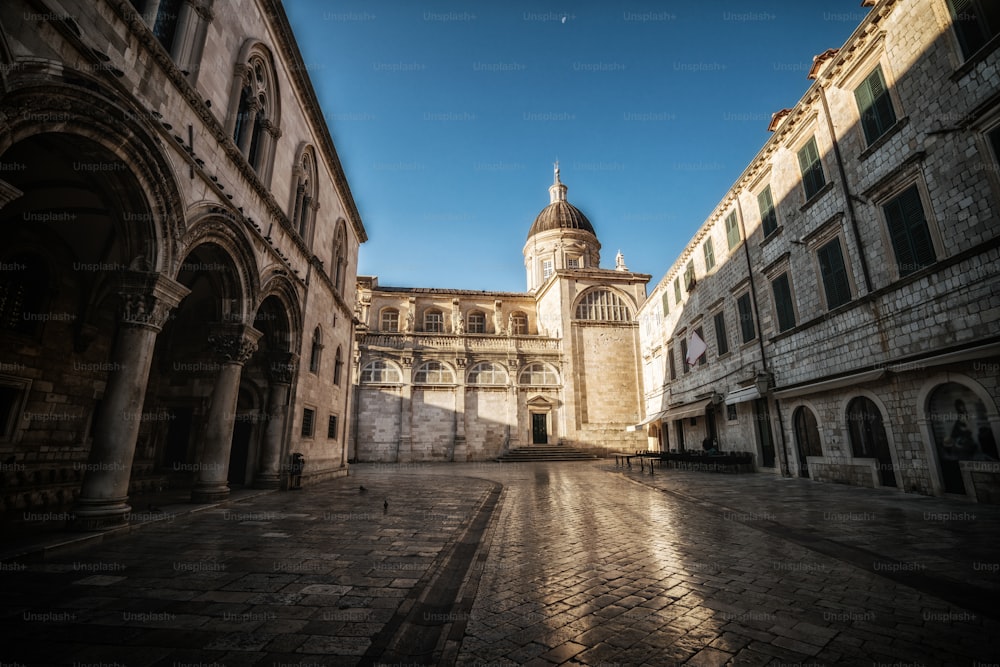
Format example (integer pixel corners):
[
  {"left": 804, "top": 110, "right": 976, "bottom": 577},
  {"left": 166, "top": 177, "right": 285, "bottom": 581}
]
[
  {"left": 380, "top": 308, "right": 400, "bottom": 333},
  {"left": 946, "top": 0, "right": 1000, "bottom": 61},
  {"left": 816, "top": 236, "right": 853, "bottom": 310},
  {"left": 359, "top": 359, "right": 403, "bottom": 384},
  {"left": 519, "top": 362, "right": 560, "bottom": 386},
  {"left": 467, "top": 311, "right": 486, "bottom": 334},
  {"left": 423, "top": 309, "right": 444, "bottom": 333},
  {"left": 703, "top": 237, "right": 716, "bottom": 271},
  {"left": 854, "top": 64, "right": 897, "bottom": 146},
  {"left": 797, "top": 136, "right": 827, "bottom": 201},
  {"left": 467, "top": 361, "right": 509, "bottom": 386},
  {"left": 736, "top": 292, "right": 756, "bottom": 344},
  {"left": 327, "top": 414, "right": 339, "bottom": 440},
  {"left": 713, "top": 310, "right": 729, "bottom": 357},
  {"left": 757, "top": 184, "right": 779, "bottom": 238},
  {"left": 725, "top": 211, "right": 741, "bottom": 250},
  {"left": 770, "top": 272, "right": 797, "bottom": 333},
  {"left": 413, "top": 360, "right": 455, "bottom": 385},
  {"left": 878, "top": 182, "right": 938, "bottom": 279},
  {"left": 301, "top": 407, "right": 315, "bottom": 438}
]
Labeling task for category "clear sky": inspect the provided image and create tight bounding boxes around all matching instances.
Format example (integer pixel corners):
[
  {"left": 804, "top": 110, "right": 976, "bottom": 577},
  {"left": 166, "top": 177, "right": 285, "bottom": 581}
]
[{"left": 282, "top": 1, "right": 869, "bottom": 293}]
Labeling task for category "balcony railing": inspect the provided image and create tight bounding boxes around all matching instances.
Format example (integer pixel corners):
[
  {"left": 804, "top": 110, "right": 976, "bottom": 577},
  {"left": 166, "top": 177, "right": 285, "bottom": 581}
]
[{"left": 361, "top": 332, "right": 561, "bottom": 352}]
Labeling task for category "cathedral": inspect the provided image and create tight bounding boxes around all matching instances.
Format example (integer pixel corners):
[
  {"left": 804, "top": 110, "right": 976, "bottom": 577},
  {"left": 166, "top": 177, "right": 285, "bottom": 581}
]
[{"left": 351, "top": 166, "right": 650, "bottom": 462}]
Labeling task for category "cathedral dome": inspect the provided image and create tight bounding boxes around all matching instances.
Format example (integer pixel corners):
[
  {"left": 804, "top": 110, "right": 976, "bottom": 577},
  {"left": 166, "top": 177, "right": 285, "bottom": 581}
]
[
  {"left": 528, "top": 200, "right": 596, "bottom": 238},
  {"left": 527, "top": 164, "right": 597, "bottom": 240}
]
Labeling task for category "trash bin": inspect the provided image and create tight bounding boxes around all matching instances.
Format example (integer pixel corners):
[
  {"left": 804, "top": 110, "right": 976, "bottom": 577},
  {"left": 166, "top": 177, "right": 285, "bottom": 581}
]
[{"left": 289, "top": 452, "right": 304, "bottom": 489}]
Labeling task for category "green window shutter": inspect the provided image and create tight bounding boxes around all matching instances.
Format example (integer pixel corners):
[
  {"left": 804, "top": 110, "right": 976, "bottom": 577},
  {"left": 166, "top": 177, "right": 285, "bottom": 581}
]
[
  {"left": 737, "top": 293, "right": 755, "bottom": 343},
  {"left": 772, "top": 273, "right": 796, "bottom": 332},
  {"left": 714, "top": 312, "right": 728, "bottom": 356},
  {"left": 884, "top": 185, "right": 935, "bottom": 277},
  {"left": 856, "top": 66, "right": 896, "bottom": 144},
  {"left": 725, "top": 211, "right": 740, "bottom": 249},
  {"left": 798, "top": 137, "right": 826, "bottom": 199},
  {"left": 758, "top": 185, "right": 778, "bottom": 237},
  {"left": 661, "top": 289, "right": 670, "bottom": 315},
  {"left": 818, "top": 238, "right": 852, "bottom": 309},
  {"left": 703, "top": 239, "right": 715, "bottom": 270},
  {"left": 948, "top": 0, "right": 988, "bottom": 58}
]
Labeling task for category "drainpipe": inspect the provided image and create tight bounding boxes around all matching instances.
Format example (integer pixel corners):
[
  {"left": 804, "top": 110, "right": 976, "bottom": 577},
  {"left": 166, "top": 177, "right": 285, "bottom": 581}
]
[
  {"left": 734, "top": 196, "right": 791, "bottom": 477},
  {"left": 817, "top": 84, "right": 873, "bottom": 295}
]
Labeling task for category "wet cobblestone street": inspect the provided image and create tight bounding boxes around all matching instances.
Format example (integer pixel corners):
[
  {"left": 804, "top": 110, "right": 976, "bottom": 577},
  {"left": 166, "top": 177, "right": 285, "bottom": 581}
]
[{"left": 2, "top": 461, "right": 998, "bottom": 666}]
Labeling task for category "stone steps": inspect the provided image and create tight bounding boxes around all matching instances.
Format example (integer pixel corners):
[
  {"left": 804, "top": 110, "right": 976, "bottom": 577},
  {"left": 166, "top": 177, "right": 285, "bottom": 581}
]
[{"left": 496, "top": 446, "right": 600, "bottom": 462}]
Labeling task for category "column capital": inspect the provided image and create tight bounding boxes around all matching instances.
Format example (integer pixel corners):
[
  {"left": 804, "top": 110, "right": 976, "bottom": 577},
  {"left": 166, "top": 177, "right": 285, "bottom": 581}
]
[
  {"left": 120, "top": 271, "right": 190, "bottom": 331},
  {"left": 208, "top": 323, "right": 263, "bottom": 365}
]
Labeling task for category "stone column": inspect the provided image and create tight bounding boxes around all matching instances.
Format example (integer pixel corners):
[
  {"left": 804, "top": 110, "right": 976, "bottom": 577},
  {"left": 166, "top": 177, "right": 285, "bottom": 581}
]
[
  {"left": 453, "top": 357, "right": 467, "bottom": 461},
  {"left": 255, "top": 351, "right": 296, "bottom": 489},
  {"left": 73, "top": 273, "right": 189, "bottom": 530},
  {"left": 398, "top": 356, "right": 413, "bottom": 462},
  {"left": 191, "top": 324, "right": 262, "bottom": 502}
]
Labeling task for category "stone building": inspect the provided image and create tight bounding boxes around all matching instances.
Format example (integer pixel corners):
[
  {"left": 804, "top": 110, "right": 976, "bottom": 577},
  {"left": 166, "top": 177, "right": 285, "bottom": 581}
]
[
  {"left": 352, "top": 167, "right": 650, "bottom": 462},
  {"left": 636, "top": 0, "right": 1000, "bottom": 502},
  {"left": 0, "top": 0, "right": 365, "bottom": 529}
]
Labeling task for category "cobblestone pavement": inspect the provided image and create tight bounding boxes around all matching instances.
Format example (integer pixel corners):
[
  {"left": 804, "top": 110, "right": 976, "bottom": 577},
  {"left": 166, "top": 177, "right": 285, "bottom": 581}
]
[{"left": 2, "top": 461, "right": 998, "bottom": 666}]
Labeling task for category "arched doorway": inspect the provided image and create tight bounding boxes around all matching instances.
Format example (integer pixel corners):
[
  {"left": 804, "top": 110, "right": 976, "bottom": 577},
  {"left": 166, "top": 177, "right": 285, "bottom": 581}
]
[
  {"left": 0, "top": 131, "right": 175, "bottom": 527},
  {"left": 793, "top": 406, "right": 823, "bottom": 478},
  {"left": 147, "top": 239, "right": 259, "bottom": 502},
  {"left": 846, "top": 396, "right": 896, "bottom": 487},
  {"left": 926, "top": 382, "right": 997, "bottom": 495}
]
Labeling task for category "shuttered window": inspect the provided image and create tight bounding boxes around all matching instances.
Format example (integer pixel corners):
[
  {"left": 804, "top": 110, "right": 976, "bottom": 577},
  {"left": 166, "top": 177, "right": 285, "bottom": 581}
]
[
  {"left": 684, "top": 261, "right": 695, "bottom": 288},
  {"left": 725, "top": 211, "right": 740, "bottom": 249},
  {"left": 771, "top": 273, "right": 796, "bottom": 332},
  {"left": 668, "top": 346, "right": 676, "bottom": 380},
  {"left": 737, "top": 293, "right": 755, "bottom": 343},
  {"left": 758, "top": 185, "right": 778, "bottom": 237},
  {"left": 883, "top": 185, "right": 935, "bottom": 277},
  {"left": 798, "top": 137, "right": 826, "bottom": 200},
  {"left": 817, "top": 238, "right": 852, "bottom": 310},
  {"left": 947, "top": 0, "right": 1000, "bottom": 59},
  {"left": 714, "top": 312, "right": 729, "bottom": 356},
  {"left": 703, "top": 238, "right": 715, "bottom": 270},
  {"left": 855, "top": 66, "right": 896, "bottom": 145},
  {"left": 660, "top": 289, "right": 670, "bottom": 315},
  {"left": 673, "top": 277, "right": 682, "bottom": 304}
]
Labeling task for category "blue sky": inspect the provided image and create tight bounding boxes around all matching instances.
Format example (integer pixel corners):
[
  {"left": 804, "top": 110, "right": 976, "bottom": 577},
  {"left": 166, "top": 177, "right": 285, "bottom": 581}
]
[{"left": 283, "top": 1, "right": 869, "bottom": 293}]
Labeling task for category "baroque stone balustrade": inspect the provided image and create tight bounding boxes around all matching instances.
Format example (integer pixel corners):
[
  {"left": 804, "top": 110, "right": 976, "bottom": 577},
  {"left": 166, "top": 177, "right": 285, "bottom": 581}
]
[{"left": 361, "top": 333, "right": 561, "bottom": 352}]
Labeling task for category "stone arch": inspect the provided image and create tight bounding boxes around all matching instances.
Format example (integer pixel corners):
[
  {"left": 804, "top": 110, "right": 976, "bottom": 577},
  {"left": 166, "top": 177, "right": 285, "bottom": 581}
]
[
  {"left": 573, "top": 286, "right": 636, "bottom": 321},
  {"left": 254, "top": 273, "right": 303, "bottom": 354},
  {"left": 179, "top": 206, "right": 262, "bottom": 320},
  {"left": 228, "top": 39, "right": 282, "bottom": 183},
  {"left": 915, "top": 372, "right": 1000, "bottom": 497},
  {"left": 289, "top": 142, "right": 319, "bottom": 244},
  {"left": 0, "top": 81, "right": 186, "bottom": 272},
  {"left": 841, "top": 390, "right": 902, "bottom": 489}
]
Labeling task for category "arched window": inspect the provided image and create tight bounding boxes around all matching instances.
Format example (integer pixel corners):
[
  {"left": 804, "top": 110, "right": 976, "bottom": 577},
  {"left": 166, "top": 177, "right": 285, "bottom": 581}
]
[
  {"left": 360, "top": 359, "right": 402, "bottom": 384},
  {"left": 846, "top": 396, "right": 896, "bottom": 487},
  {"left": 793, "top": 406, "right": 823, "bottom": 472},
  {"left": 230, "top": 46, "right": 280, "bottom": 182},
  {"left": 510, "top": 311, "right": 528, "bottom": 335},
  {"left": 291, "top": 147, "right": 319, "bottom": 245},
  {"left": 413, "top": 361, "right": 454, "bottom": 384},
  {"left": 575, "top": 289, "right": 632, "bottom": 321},
  {"left": 468, "top": 362, "right": 508, "bottom": 385},
  {"left": 846, "top": 397, "right": 881, "bottom": 458},
  {"left": 309, "top": 326, "right": 322, "bottom": 374},
  {"left": 520, "top": 363, "right": 559, "bottom": 386},
  {"left": 380, "top": 308, "right": 400, "bottom": 332},
  {"left": 331, "top": 220, "right": 347, "bottom": 294},
  {"left": 467, "top": 311, "right": 486, "bottom": 334},
  {"left": 927, "top": 382, "right": 997, "bottom": 495},
  {"left": 424, "top": 309, "right": 444, "bottom": 333},
  {"left": 0, "top": 253, "right": 48, "bottom": 337},
  {"left": 333, "top": 346, "right": 343, "bottom": 386}
]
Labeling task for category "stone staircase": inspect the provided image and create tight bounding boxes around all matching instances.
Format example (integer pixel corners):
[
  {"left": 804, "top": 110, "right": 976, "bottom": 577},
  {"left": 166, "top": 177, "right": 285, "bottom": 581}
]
[{"left": 496, "top": 445, "right": 600, "bottom": 462}]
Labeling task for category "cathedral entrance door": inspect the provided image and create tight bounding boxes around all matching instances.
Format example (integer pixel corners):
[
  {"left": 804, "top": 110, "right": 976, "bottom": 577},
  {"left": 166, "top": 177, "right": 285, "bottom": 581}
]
[{"left": 532, "top": 413, "right": 548, "bottom": 444}]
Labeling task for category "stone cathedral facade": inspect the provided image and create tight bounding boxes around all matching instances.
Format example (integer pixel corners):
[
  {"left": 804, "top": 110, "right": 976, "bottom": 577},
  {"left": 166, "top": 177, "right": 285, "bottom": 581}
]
[
  {"left": 0, "top": 0, "right": 364, "bottom": 529},
  {"left": 351, "top": 168, "right": 650, "bottom": 462}
]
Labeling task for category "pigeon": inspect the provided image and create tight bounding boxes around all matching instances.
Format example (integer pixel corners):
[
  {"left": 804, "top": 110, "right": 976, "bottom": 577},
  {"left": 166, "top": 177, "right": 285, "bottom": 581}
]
[
  {"left": 359, "top": 485, "right": 367, "bottom": 493},
  {"left": 383, "top": 499, "right": 388, "bottom": 512}
]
